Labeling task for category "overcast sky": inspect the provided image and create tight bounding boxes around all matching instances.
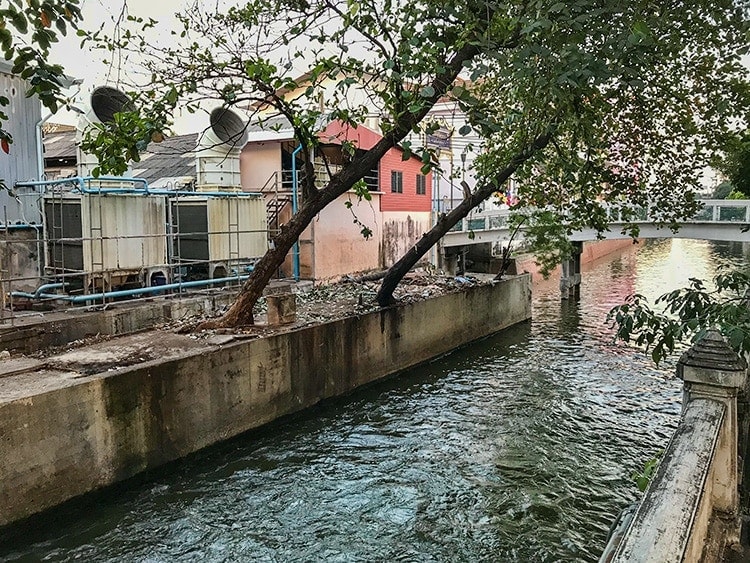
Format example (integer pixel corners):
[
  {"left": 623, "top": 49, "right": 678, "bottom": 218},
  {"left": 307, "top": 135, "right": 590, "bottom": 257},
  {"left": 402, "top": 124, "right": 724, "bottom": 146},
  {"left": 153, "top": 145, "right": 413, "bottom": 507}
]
[{"left": 50, "top": 0, "right": 216, "bottom": 133}]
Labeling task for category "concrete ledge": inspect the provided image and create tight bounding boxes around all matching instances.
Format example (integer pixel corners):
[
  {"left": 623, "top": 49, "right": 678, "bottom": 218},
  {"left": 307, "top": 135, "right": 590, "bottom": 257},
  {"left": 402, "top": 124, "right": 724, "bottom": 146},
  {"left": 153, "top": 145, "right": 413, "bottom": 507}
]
[
  {"left": 610, "top": 398, "right": 725, "bottom": 562},
  {"left": 0, "top": 275, "right": 531, "bottom": 527},
  {"left": 0, "top": 292, "right": 237, "bottom": 354}
]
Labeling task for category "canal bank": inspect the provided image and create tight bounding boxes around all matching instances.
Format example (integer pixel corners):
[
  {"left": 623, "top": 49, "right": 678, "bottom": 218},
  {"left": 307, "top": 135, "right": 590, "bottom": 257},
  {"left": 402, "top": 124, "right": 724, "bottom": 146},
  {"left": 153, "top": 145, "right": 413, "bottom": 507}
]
[{"left": 0, "top": 275, "right": 531, "bottom": 528}]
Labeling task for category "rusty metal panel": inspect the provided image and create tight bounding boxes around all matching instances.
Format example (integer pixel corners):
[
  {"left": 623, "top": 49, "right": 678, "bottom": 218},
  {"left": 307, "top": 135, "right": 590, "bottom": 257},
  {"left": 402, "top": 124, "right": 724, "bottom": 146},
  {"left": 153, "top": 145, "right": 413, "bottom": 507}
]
[
  {"left": 207, "top": 196, "right": 267, "bottom": 261},
  {"left": 0, "top": 64, "right": 42, "bottom": 224},
  {"left": 81, "top": 194, "right": 167, "bottom": 273}
]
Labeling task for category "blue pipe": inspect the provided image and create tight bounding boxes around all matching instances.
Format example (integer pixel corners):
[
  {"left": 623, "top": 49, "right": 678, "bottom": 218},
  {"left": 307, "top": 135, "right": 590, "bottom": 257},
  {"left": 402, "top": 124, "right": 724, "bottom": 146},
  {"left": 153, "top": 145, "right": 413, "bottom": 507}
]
[
  {"left": 34, "top": 282, "right": 68, "bottom": 298},
  {"left": 291, "top": 144, "right": 302, "bottom": 281},
  {"left": 10, "top": 275, "right": 250, "bottom": 304},
  {"left": 16, "top": 176, "right": 149, "bottom": 195},
  {"left": 16, "top": 177, "right": 262, "bottom": 198},
  {"left": 16, "top": 177, "right": 84, "bottom": 190},
  {"left": 0, "top": 224, "right": 42, "bottom": 230}
]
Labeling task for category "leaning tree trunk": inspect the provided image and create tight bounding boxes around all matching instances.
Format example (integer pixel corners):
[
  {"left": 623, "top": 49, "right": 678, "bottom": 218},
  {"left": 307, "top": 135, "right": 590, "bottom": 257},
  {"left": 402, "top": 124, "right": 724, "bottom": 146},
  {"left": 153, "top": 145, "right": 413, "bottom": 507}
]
[
  {"left": 199, "top": 41, "right": 484, "bottom": 328},
  {"left": 376, "top": 132, "right": 552, "bottom": 307}
]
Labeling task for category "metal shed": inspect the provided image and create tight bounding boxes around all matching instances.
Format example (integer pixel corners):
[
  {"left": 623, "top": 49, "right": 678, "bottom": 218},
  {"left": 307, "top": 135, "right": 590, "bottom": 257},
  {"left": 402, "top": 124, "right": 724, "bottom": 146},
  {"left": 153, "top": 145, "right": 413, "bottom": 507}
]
[{"left": 0, "top": 61, "right": 42, "bottom": 225}]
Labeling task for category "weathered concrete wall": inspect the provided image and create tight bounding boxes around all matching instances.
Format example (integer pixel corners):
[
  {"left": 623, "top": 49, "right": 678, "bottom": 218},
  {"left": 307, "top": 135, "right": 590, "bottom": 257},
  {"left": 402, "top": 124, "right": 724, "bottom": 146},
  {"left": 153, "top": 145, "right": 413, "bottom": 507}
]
[
  {"left": 604, "top": 331, "right": 746, "bottom": 563},
  {"left": 0, "top": 228, "right": 41, "bottom": 306},
  {"left": 307, "top": 192, "right": 383, "bottom": 280},
  {"left": 240, "top": 142, "right": 281, "bottom": 192},
  {"left": 379, "top": 211, "right": 431, "bottom": 268},
  {"left": 581, "top": 239, "right": 634, "bottom": 263},
  {"left": 0, "top": 276, "right": 531, "bottom": 527}
]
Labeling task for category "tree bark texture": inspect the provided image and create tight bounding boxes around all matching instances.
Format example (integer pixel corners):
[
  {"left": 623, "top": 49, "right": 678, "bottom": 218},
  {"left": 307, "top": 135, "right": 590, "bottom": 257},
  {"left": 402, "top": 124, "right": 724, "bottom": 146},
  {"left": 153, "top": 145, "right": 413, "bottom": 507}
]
[
  {"left": 376, "top": 132, "right": 552, "bottom": 307},
  {"left": 202, "top": 41, "right": 484, "bottom": 328}
]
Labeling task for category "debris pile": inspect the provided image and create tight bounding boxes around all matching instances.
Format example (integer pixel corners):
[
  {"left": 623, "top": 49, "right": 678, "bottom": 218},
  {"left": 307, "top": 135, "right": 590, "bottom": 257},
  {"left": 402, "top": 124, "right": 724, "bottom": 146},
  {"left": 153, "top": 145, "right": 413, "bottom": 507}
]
[{"left": 243, "top": 270, "right": 488, "bottom": 331}]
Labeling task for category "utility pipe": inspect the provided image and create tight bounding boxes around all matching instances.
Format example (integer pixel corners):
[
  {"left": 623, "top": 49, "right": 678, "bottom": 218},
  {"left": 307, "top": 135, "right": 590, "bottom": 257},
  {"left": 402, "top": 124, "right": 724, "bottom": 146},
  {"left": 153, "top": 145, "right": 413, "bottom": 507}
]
[
  {"left": 16, "top": 177, "right": 85, "bottom": 190},
  {"left": 0, "top": 224, "right": 41, "bottom": 230},
  {"left": 16, "top": 177, "right": 262, "bottom": 198},
  {"left": 291, "top": 144, "right": 303, "bottom": 281},
  {"left": 33, "top": 282, "right": 68, "bottom": 298},
  {"left": 10, "top": 274, "right": 250, "bottom": 304}
]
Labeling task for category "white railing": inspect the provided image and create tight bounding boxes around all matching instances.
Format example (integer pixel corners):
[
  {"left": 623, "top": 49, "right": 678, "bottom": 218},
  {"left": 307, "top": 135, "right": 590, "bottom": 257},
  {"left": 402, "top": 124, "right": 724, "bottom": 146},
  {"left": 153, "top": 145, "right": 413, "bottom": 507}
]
[
  {"left": 451, "top": 200, "right": 750, "bottom": 234},
  {"left": 443, "top": 200, "right": 750, "bottom": 246}
]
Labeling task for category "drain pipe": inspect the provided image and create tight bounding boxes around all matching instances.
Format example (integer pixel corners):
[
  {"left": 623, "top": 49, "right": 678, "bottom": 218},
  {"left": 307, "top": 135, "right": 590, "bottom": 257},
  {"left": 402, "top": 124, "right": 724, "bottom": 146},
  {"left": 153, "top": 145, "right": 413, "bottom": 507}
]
[
  {"left": 10, "top": 274, "right": 250, "bottom": 304},
  {"left": 291, "top": 144, "right": 302, "bottom": 281}
]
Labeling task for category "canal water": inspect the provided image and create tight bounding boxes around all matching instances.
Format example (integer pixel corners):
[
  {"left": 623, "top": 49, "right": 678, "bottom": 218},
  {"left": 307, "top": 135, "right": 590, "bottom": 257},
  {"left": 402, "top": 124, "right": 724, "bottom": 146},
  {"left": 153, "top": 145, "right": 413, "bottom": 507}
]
[{"left": 1, "top": 238, "right": 747, "bottom": 562}]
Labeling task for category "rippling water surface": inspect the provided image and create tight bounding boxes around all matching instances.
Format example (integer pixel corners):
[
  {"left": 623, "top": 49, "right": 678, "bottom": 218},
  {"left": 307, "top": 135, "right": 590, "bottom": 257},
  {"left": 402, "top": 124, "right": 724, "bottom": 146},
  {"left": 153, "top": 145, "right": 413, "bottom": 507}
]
[{"left": 2, "top": 239, "right": 748, "bottom": 562}]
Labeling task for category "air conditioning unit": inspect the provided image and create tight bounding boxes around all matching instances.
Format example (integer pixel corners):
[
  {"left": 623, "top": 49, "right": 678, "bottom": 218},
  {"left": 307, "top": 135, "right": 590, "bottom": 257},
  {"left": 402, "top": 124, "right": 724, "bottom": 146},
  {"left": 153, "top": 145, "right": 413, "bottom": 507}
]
[
  {"left": 43, "top": 192, "right": 168, "bottom": 291},
  {"left": 171, "top": 194, "right": 267, "bottom": 280}
]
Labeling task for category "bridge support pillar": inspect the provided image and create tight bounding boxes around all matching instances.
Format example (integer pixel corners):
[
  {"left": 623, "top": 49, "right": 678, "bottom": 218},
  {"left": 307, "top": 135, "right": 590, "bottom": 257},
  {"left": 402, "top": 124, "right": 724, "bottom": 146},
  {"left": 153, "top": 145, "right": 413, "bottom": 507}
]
[{"left": 560, "top": 242, "right": 582, "bottom": 299}]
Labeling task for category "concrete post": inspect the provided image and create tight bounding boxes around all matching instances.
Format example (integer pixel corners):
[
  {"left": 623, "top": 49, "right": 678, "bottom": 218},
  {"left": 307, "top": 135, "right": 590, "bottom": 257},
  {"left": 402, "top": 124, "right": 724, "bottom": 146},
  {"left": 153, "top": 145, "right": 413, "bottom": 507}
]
[
  {"left": 560, "top": 259, "right": 571, "bottom": 299},
  {"left": 264, "top": 281, "right": 296, "bottom": 325},
  {"left": 677, "top": 330, "right": 747, "bottom": 519},
  {"left": 560, "top": 242, "right": 582, "bottom": 300}
]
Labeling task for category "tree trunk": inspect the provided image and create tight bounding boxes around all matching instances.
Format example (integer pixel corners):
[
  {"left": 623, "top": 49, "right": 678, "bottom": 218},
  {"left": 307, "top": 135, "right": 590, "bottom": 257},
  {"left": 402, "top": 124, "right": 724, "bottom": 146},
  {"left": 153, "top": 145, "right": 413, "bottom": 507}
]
[
  {"left": 201, "top": 41, "right": 484, "bottom": 328},
  {"left": 376, "top": 133, "right": 552, "bottom": 307}
]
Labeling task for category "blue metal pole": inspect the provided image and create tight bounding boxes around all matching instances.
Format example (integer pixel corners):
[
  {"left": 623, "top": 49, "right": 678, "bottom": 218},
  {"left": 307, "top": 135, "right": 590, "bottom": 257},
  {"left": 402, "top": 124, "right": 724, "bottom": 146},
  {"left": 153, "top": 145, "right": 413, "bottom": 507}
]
[
  {"left": 291, "top": 144, "right": 303, "bottom": 281},
  {"left": 10, "top": 274, "right": 250, "bottom": 304}
]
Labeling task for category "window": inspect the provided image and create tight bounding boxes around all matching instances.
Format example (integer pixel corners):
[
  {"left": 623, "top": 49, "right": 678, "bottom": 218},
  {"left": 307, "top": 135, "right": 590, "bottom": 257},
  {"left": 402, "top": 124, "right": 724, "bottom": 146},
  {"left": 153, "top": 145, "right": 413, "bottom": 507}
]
[
  {"left": 416, "top": 174, "right": 426, "bottom": 195},
  {"left": 391, "top": 170, "right": 403, "bottom": 193}
]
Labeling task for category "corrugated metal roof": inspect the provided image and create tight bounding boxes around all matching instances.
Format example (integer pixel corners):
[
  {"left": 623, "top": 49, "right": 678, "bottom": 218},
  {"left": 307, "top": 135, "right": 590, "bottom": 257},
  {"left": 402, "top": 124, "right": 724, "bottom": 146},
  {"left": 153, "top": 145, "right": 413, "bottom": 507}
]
[
  {"left": 43, "top": 129, "right": 77, "bottom": 160},
  {"left": 42, "top": 129, "right": 201, "bottom": 184},
  {"left": 132, "top": 133, "right": 199, "bottom": 184}
]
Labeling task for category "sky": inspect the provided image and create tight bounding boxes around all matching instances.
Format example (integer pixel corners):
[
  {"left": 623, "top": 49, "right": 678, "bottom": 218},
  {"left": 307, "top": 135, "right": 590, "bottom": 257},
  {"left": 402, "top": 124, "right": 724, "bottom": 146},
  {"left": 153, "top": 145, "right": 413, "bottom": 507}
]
[{"left": 50, "top": 0, "right": 218, "bottom": 134}]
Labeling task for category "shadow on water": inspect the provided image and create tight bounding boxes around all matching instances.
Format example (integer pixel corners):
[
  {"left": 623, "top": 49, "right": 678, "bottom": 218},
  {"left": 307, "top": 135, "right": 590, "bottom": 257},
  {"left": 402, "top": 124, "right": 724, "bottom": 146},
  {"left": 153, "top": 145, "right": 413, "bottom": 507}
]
[{"left": 1, "top": 239, "right": 747, "bottom": 562}]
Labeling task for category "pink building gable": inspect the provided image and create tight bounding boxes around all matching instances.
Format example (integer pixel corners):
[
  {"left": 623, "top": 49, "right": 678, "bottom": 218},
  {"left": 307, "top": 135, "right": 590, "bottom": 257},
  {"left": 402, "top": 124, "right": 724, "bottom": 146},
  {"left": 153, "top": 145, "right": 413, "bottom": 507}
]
[{"left": 318, "top": 121, "right": 432, "bottom": 213}]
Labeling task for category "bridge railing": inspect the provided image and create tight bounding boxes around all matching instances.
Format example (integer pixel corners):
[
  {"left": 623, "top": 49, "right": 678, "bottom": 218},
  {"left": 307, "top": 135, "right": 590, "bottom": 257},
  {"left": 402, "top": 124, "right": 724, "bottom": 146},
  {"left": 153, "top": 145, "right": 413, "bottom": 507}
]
[{"left": 452, "top": 200, "right": 750, "bottom": 235}]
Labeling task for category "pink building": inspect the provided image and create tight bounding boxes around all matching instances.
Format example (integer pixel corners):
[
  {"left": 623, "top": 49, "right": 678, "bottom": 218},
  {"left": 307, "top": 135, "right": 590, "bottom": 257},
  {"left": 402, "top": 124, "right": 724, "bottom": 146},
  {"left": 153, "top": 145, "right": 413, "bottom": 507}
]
[{"left": 241, "top": 119, "right": 433, "bottom": 280}]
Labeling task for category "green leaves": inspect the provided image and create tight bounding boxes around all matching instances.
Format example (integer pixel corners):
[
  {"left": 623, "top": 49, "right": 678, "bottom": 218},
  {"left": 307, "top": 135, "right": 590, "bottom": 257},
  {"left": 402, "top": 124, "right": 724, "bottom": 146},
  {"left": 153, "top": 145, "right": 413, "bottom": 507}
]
[
  {"left": 632, "top": 453, "right": 662, "bottom": 492},
  {"left": 609, "top": 268, "right": 750, "bottom": 364},
  {"left": 0, "top": 0, "right": 82, "bottom": 158}
]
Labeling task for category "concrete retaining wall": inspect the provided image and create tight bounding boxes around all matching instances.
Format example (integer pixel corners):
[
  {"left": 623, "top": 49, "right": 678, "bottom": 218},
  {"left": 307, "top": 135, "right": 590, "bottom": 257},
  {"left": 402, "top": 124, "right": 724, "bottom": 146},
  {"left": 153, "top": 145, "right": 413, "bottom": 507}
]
[
  {"left": 603, "top": 331, "right": 747, "bottom": 563},
  {"left": 0, "top": 292, "right": 238, "bottom": 354},
  {"left": 0, "top": 275, "right": 531, "bottom": 527}
]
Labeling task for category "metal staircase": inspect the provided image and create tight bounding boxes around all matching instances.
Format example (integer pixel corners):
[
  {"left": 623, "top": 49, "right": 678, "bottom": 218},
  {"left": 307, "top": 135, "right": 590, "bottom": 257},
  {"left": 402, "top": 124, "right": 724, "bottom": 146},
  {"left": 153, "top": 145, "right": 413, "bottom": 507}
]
[{"left": 260, "top": 172, "right": 292, "bottom": 232}]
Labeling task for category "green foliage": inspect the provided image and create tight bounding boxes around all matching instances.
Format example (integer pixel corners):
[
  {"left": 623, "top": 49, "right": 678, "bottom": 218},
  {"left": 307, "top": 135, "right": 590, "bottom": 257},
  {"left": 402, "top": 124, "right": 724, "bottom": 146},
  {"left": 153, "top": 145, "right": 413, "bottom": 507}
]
[
  {"left": 465, "top": 1, "right": 748, "bottom": 270},
  {"left": 343, "top": 179, "right": 374, "bottom": 239},
  {"left": 609, "top": 269, "right": 750, "bottom": 364},
  {"left": 712, "top": 181, "right": 734, "bottom": 199},
  {"left": 632, "top": 453, "right": 662, "bottom": 493},
  {"left": 718, "top": 130, "right": 750, "bottom": 197},
  {"left": 519, "top": 210, "right": 574, "bottom": 277}
]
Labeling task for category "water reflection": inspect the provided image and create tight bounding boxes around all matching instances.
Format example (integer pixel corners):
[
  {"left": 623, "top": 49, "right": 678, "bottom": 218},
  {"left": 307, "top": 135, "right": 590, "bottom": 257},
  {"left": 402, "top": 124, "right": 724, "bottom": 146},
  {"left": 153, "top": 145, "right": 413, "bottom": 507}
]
[{"left": 0, "top": 239, "right": 746, "bottom": 562}]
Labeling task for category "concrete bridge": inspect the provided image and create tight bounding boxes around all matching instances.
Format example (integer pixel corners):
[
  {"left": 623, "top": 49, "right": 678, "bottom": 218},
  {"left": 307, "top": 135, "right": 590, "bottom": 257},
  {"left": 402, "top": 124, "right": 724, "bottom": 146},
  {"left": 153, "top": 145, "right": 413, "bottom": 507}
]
[{"left": 442, "top": 199, "right": 750, "bottom": 248}]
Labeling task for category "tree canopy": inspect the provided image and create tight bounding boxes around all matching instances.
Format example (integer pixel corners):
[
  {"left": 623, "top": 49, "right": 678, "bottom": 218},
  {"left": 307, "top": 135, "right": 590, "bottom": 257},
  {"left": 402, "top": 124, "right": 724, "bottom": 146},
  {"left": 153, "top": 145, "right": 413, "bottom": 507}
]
[
  {"left": 378, "top": 0, "right": 750, "bottom": 299},
  {"left": 718, "top": 129, "right": 750, "bottom": 197},
  {"left": 0, "top": 0, "right": 82, "bottom": 145},
  {"left": 72, "top": 0, "right": 749, "bottom": 323}
]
